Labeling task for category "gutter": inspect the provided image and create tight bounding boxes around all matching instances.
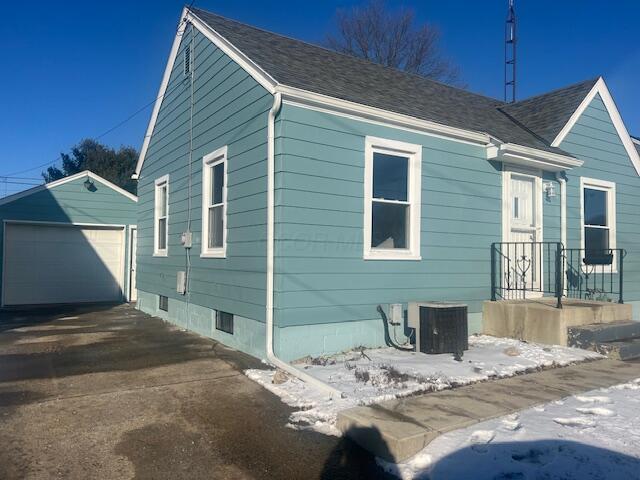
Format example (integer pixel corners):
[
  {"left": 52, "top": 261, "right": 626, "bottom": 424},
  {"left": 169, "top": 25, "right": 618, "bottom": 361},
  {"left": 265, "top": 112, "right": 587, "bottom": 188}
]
[{"left": 265, "top": 92, "right": 341, "bottom": 398}]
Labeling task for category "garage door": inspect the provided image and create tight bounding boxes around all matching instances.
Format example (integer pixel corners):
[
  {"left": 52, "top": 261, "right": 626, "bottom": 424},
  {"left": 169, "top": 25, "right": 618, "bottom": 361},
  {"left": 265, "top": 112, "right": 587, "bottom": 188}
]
[{"left": 3, "top": 223, "right": 125, "bottom": 305}]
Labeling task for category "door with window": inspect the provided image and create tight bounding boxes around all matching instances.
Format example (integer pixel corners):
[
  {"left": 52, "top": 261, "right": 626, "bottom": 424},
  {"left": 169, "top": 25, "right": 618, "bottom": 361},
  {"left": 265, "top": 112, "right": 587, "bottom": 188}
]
[{"left": 504, "top": 171, "right": 542, "bottom": 295}]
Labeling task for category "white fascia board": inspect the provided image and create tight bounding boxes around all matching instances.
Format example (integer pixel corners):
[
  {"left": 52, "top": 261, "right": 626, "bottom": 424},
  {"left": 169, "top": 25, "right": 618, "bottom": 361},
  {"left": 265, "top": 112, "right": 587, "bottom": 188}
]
[
  {"left": 552, "top": 77, "right": 640, "bottom": 176},
  {"left": 499, "top": 143, "right": 583, "bottom": 171},
  {"left": 486, "top": 140, "right": 583, "bottom": 171},
  {"left": 133, "top": 7, "right": 277, "bottom": 178},
  {"left": 0, "top": 170, "right": 137, "bottom": 207},
  {"left": 278, "top": 85, "right": 492, "bottom": 147}
]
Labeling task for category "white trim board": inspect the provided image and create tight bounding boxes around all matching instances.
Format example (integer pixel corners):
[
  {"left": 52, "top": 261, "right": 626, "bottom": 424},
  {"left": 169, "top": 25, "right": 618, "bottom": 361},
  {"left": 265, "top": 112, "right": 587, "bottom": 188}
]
[
  {"left": 200, "top": 145, "right": 228, "bottom": 258},
  {"left": 552, "top": 77, "right": 640, "bottom": 176},
  {"left": 579, "top": 176, "right": 618, "bottom": 273},
  {"left": 133, "top": 7, "right": 580, "bottom": 178},
  {"left": 0, "top": 170, "right": 137, "bottom": 206},
  {"left": 363, "top": 136, "right": 422, "bottom": 261}
]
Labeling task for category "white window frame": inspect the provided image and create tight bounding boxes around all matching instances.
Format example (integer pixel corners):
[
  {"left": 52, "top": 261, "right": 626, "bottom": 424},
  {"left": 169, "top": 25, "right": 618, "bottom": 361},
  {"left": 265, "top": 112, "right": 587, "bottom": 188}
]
[
  {"left": 580, "top": 177, "right": 617, "bottom": 271},
  {"left": 154, "top": 175, "right": 169, "bottom": 257},
  {"left": 363, "top": 136, "right": 422, "bottom": 260},
  {"left": 201, "top": 146, "right": 228, "bottom": 258}
]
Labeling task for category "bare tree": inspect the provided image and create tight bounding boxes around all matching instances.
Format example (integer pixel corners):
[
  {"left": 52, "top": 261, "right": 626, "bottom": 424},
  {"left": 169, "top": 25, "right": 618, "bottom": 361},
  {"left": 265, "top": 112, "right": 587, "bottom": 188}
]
[{"left": 325, "top": 0, "right": 461, "bottom": 84}]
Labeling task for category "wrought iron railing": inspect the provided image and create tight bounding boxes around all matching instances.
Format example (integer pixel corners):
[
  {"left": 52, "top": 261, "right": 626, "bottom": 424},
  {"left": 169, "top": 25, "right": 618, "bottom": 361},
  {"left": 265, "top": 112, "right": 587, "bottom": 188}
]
[
  {"left": 564, "top": 248, "right": 625, "bottom": 304},
  {"left": 491, "top": 242, "right": 564, "bottom": 308},
  {"left": 491, "top": 242, "right": 626, "bottom": 308}
]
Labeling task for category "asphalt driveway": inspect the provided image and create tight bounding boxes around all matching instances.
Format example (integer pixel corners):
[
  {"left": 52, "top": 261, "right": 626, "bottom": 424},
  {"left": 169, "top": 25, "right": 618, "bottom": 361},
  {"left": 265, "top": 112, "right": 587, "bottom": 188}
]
[{"left": 0, "top": 304, "right": 389, "bottom": 480}]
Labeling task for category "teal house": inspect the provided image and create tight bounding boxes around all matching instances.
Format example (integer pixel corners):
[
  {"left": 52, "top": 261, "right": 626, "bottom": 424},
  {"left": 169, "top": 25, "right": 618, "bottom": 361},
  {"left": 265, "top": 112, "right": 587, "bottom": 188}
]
[
  {"left": 134, "top": 7, "right": 640, "bottom": 361},
  {"left": 0, "top": 171, "right": 138, "bottom": 306}
]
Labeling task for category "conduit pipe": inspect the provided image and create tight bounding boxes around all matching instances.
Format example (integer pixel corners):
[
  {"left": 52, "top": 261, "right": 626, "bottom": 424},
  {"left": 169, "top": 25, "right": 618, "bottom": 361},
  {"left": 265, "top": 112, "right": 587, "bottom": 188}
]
[{"left": 265, "top": 92, "right": 341, "bottom": 398}]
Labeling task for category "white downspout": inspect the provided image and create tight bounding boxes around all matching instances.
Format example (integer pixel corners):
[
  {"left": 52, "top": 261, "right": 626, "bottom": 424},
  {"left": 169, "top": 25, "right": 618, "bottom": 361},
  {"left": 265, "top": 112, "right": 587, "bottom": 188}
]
[
  {"left": 556, "top": 172, "right": 567, "bottom": 295},
  {"left": 265, "top": 92, "right": 341, "bottom": 398}
]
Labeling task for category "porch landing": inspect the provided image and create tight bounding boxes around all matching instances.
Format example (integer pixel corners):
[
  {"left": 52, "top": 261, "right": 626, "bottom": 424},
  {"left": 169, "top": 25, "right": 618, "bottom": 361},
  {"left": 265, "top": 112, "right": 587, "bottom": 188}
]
[
  {"left": 483, "top": 298, "right": 632, "bottom": 347},
  {"left": 337, "top": 358, "right": 640, "bottom": 463}
]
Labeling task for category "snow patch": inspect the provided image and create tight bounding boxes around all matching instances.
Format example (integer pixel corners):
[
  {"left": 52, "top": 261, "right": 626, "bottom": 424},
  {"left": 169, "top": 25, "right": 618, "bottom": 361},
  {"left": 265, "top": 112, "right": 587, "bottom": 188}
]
[
  {"left": 553, "top": 416, "right": 596, "bottom": 427},
  {"left": 245, "top": 335, "right": 600, "bottom": 434},
  {"left": 384, "top": 380, "right": 640, "bottom": 479},
  {"left": 575, "top": 407, "right": 615, "bottom": 417}
]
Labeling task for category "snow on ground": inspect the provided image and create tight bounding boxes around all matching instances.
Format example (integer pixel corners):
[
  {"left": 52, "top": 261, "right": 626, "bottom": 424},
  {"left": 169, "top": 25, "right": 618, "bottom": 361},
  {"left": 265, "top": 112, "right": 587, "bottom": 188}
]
[
  {"left": 378, "top": 379, "right": 640, "bottom": 480},
  {"left": 245, "top": 335, "right": 601, "bottom": 435}
]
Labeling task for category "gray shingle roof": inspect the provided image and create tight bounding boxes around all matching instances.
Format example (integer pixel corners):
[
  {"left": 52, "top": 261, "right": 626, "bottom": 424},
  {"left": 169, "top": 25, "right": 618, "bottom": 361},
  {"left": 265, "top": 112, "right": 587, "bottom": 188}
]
[
  {"left": 191, "top": 8, "right": 594, "bottom": 157},
  {"left": 499, "top": 78, "right": 599, "bottom": 144}
]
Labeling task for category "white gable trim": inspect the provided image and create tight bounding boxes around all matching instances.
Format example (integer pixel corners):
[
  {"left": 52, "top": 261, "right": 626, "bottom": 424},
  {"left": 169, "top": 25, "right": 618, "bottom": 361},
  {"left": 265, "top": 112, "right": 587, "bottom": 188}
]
[
  {"left": 134, "top": 7, "right": 579, "bottom": 177},
  {"left": 0, "top": 170, "right": 138, "bottom": 206},
  {"left": 551, "top": 77, "right": 640, "bottom": 176},
  {"left": 133, "top": 7, "right": 277, "bottom": 178}
]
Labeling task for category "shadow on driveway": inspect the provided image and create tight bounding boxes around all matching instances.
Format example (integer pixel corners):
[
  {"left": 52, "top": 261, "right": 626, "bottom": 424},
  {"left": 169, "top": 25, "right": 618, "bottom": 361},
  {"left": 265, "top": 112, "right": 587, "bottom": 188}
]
[{"left": 0, "top": 304, "right": 392, "bottom": 479}]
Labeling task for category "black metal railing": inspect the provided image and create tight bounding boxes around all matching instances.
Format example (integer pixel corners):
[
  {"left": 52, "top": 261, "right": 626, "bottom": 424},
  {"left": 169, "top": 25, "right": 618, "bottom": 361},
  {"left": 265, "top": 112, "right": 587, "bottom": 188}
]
[
  {"left": 491, "top": 242, "right": 626, "bottom": 308},
  {"left": 491, "top": 242, "right": 564, "bottom": 308},
  {"left": 564, "top": 248, "right": 625, "bottom": 304}
]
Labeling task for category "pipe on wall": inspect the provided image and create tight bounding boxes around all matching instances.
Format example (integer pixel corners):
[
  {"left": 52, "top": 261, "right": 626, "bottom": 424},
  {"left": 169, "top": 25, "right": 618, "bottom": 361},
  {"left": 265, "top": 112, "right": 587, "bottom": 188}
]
[{"left": 265, "top": 93, "right": 341, "bottom": 398}]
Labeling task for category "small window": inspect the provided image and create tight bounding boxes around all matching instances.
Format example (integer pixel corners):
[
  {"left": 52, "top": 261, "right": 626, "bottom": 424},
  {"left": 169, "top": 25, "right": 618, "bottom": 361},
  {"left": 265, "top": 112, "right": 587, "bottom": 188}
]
[
  {"left": 215, "top": 311, "right": 234, "bottom": 334},
  {"left": 581, "top": 177, "right": 616, "bottom": 262},
  {"left": 364, "top": 137, "right": 422, "bottom": 260},
  {"left": 159, "top": 295, "right": 169, "bottom": 312},
  {"left": 201, "top": 146, "right": 227, "bottom": 257},
  {"left": 184, "top": 45, "right": 192, "bottom": 76},
  {"left": 154, "top": 175, "right": 169, "bottom": 256}
]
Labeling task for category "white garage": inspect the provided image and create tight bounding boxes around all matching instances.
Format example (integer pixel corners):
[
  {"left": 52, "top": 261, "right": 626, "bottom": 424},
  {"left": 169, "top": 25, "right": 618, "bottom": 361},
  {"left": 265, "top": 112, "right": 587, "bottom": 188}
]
[
  {"left": 2, "top": 223, "right": 125, "bottom": 305},
  {"left": 0, "top": 171, "right": 138, "bottom": 307}
]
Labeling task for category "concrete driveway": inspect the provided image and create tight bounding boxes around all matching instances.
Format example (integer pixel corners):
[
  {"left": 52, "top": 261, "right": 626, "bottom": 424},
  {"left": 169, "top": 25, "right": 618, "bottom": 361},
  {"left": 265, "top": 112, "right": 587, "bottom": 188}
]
[{"left": 0, "top": 304, "right": 390, "bottom": 480}]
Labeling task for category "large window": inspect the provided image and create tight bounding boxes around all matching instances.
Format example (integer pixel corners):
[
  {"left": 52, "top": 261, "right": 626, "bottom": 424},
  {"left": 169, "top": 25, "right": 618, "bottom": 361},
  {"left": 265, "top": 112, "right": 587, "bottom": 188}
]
[
  {"left": 154, "top": 175, "right": 169, "bottom": 256},
  {"left": 581, "top": 177, "right": 616, "bottom": 257},
  {"left": 364, "top": 137, "right": 422, "bottom": 260},
  {"left": 201, "top": 146, "right": 227, "bottom": 257}
]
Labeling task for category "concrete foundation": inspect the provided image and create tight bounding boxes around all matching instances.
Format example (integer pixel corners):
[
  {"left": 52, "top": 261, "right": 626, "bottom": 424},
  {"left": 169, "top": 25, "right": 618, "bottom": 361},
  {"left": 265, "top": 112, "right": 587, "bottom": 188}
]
[{"left": 483, "top": 298, "right": 633, "bottom": 346}]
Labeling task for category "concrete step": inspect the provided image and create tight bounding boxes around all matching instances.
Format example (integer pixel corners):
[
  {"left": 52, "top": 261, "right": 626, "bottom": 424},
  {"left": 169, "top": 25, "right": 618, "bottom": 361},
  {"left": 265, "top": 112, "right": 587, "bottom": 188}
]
[
  {"left": 568, "top": 320, "right": 640, "bottom": 349},
  {"left": 596, "top": 337, "right": 640, "bottom": 361}
]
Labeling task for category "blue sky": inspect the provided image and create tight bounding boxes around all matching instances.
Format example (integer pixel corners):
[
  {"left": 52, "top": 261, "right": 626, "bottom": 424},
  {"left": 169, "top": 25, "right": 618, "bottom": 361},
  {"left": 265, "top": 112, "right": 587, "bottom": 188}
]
[{"left": 1, "top": 0, "right": 638, "bottom": 196}]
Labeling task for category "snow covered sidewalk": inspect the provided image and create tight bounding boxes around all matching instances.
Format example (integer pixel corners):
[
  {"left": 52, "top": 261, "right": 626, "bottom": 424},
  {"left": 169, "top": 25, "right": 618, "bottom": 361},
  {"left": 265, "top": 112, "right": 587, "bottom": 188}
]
[
  {"left": 245, "top": 335, "right": 601, "bottom": 435},
  {"left": 379, "top": 378, "right": 640, "bottom": 480}
]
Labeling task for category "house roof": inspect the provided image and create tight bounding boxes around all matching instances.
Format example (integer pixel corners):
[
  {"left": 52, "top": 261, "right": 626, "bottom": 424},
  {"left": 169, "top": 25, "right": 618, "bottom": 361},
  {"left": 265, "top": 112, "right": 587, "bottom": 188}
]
[
  {"left": 190, "top": 7, "right": 571, "bottom": 156},
  {"left": 499, "top": 78, "right": 600, "bottom": 144},
  {"left": 0, "top": 170, "right": 138, "bottom": 207}
]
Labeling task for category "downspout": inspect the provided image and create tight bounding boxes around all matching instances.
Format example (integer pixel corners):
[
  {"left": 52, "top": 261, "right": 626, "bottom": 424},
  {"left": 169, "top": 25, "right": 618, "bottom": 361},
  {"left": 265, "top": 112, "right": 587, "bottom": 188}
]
[
  {"left": 265, "top": 92, "right": 341, "bottom": 398},
  {"left": 556, "top": 172, "right": 567, "bottom": 295}
]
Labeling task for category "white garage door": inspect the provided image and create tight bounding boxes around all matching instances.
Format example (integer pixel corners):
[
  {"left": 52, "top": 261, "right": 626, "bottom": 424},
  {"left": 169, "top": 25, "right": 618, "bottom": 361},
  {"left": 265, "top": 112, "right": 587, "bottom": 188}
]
[{"left": 3, "top": 223, "right": 125, "bottom": 305}]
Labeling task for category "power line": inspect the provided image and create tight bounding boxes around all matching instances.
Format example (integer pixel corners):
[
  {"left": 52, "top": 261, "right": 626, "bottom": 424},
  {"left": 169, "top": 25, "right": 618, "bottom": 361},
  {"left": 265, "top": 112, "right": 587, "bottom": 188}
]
[{"left": 1, "top": 7, "right": 196, "bottom": 179}]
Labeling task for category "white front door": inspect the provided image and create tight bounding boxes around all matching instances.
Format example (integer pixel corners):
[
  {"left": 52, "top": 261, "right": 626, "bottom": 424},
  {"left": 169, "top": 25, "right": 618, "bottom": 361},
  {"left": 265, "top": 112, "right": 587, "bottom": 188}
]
[{"left": 504, "top": 171, "right": 543, "bottom": 295}]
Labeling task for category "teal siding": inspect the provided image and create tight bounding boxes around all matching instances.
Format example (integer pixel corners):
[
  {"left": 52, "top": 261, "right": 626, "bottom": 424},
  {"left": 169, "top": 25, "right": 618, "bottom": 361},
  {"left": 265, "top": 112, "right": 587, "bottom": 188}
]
[
  {"left": 274, "top": 104, "right": 501, "bottom": 329},
  {"left": 559, "top": 94, "right": 640, "bottom": 303},
  {"left": 0, "top": 175, "right": 137, "bottom": 298},
  {"left": 136, "top": 27, "right": 272, "bottom": 323}
]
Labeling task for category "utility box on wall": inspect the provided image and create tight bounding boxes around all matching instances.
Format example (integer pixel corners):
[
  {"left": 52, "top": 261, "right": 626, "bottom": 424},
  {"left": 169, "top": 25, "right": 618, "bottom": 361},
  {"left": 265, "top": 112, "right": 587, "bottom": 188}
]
[{"left": 409, "top": 302, "right": 468, "bottom": 356}]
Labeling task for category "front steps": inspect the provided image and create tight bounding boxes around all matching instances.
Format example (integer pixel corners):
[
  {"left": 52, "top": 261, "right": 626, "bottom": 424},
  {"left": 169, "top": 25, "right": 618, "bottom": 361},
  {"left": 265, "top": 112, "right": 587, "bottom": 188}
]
[{"left": 568, "top": 321, "right": 640, "bottom": 360}]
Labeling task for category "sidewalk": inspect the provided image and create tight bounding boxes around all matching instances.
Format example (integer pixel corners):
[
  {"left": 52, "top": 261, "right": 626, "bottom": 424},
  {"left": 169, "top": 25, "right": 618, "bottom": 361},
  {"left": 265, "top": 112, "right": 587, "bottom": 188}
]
[{"left": 337, "top": 358, "right": 640, "bottom": 462}]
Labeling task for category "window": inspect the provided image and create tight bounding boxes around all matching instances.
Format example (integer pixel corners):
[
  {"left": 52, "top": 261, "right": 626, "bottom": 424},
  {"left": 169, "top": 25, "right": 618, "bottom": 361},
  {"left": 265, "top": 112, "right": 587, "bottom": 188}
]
[
  {"left": 581, "top": 177, "right": 616, "bottom": 260},
  {"left": 215, "top": 311, "right": 234, "bottom": 334},
  {"left": 154, "top": 175, "right": 169, "bottom": 256},
  {"left": 201, "top": 146, "right": 227, "bottom": 257},
  {"left": 364, "top": 137, "right": 422, "bottom": 260}
]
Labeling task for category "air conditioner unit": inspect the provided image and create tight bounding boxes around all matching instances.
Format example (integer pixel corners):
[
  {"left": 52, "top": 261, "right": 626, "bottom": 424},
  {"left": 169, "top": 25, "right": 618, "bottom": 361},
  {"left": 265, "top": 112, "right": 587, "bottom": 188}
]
[{"left": 408, "top": 302, "right": 468, "bottom": 356}]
